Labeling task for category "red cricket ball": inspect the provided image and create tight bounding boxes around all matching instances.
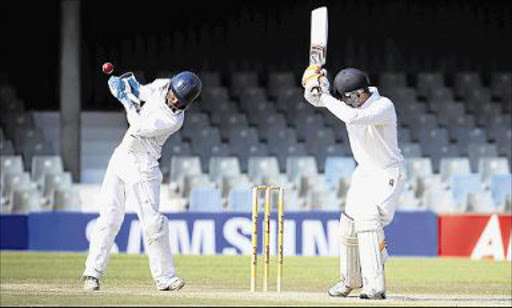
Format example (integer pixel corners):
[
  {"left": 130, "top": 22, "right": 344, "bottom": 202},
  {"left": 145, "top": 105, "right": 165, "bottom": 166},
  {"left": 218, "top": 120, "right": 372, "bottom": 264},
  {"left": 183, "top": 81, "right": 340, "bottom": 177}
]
[{"left": 102, "top": 62, "right": 114, "bottom": 75}]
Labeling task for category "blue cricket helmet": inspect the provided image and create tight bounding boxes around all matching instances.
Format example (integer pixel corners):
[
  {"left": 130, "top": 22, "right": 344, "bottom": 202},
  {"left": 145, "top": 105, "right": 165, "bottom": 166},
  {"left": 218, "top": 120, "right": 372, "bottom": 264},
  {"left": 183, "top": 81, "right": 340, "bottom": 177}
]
[{"left": 170, "top": 71, "right": 202, "bottom": 109}]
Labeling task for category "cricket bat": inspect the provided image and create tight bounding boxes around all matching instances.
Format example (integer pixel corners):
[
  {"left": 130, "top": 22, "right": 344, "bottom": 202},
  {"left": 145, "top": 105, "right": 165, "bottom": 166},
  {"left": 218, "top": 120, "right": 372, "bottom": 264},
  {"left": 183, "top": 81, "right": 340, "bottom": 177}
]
[{"left": 309, "top": 6, "right": 328, "bottom": 67}]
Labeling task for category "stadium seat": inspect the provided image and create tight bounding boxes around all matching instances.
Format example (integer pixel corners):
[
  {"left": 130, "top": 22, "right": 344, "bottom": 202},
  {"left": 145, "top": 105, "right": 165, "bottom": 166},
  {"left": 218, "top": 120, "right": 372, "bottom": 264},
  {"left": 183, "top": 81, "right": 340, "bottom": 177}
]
[
  {"left": 189, "top": 187, "right": 223, "bottom": 212},
  {"left": 201, "top": 86, "right": 229, "bottom": 103},
  {"left": 31, "top": 155, "right": 64, "bottom": 189},
  {"left": 405, "top": 157, "right": 435, "bottom": 196},
  {"left": 230, "top": 71, "right": 259, "bottom": 97},
  {"left": 245, "top": 101, "right": 277, "bottom": 126},
  {"left": 227, "top": 127, "right": 259, "bottom": 148},
  {"left": 423, "top": 189, "right": 459, "bottom": 213},
  {"left": 189, "top": 127, "right": 222, "bottom": 154},
  {"left": 398, "top": 102, "right": 427, "bottom": 128},
  {"left": 235, "top": 143, "right": 270, "bottom": 173},
  {"left": 11, "top": 187, "right": 43, "bottom": 214},
  {"left": 400, "top": 142, "right": 422, "bottom": 158},
  {"left": 450, "top": 174, "right": 482, "bottom": 210},
  {"left": 324, "top": 156, "right": 356, "bottom": 190},
  {"left": 465, "top": 88, "right": 492, "bottom": 113},
  {"left": 209, "top": 156, "right": 242, "bottom": 183},
  {"left": 397, "top": 189, "right": 423, "bottom": 211},
  {"left": 478, "top": 157, "right": 510, "bottom": 185},
  {"left": 0, "top": 112, "right": 35, "bottom": 139},
  {"left": 247, "top": 156, "right": 281, "bottom": 184},
  {"left": 378, "top": 72, "right": 407, "bottom": 90},
  {"left": 228, "top": 189, "right": 252, "bottom": 212},
  {"left": 454, "top": 72, "right": 482, "bottom": 99},
  {"left": 0, "top": 155, "right": 24, "bottom": 175},
  {"left": 160, "top": 141, "right": 192, "bottom": 176},
  {"left": 490, "top": 72, "right": 512, "bottom": 101},
  {"left": 304, "top": 127, "right": 336, "bottom": 150},
  {"left": 436, "top": 102, "right": 466, "bottom": 126},
  {"left": 467, "top": 143, "right": 498, "bottom": 173},
  {"left": 307, "top": 188, "right": 340, "bottom": 211},
  {"left": 220, "top": 174, "right": 252, "bottom": 199},
  {"left": 182, "top": 174, "right": 216, "bottom": 198},
  {"left": 198, "top": 71, "right": 222, "bottom": 87},
  {"left": 315, "top": 144, "right": 348, "bottom": 172},
  {"left": 42, "top": 172, "right": 73, "bottom": 209},
  {"left": 0, "top": 172, "right": 33, "bottom": 209},
  {"left": 267, "top": 72, "right": 296, "bottom": 98},
  {"left": 410, "top": 114, "right": 440, "bottom": 141},
  {"left": 449, "top": 128, "right": 487, "bottom": 153},
  {"left": 169, "top": 156, "right": 203, "bottom": 183},
  {"left": 439, "top": 157, "right": 472, "bottom": 182},
  {"left": 0, "top": 139, "right": 15, "bottom": 155},
  {"left": 218, "top": 113, "right": 249, "bottom": 139},
  {"left": 276, "top": 87, "right": 303, "bottom": 113},
  {"left": 53, "top": 188, "right": 82, "bottom": 212},
  {"left": 398, "top": 127, "right": 412, "bottom": 144},
  {"left": 286, "top": 156, "right": 318, "bottom": 183},
  {"left": 490, "top": 174, "right": 512, "bottom": 211},
  {"left": 416, "top": 72, "right": 444, "bottom": 98},
  {"left": 387, "top": 87, "right": 417, "bottom": 105},
  {"left": 265, "top": 127, "right": 297, "bottom": 149},
  {"left": 429, "top": 144, "right": 460, "bottom": 174},
  {"left": 468, "top": 191, "right": 497, "bottom": 213},
  {"left": 427, "top": 88, "right": 454, "bottom": 110},
  {"left": 239, "top": 87, "right": 267, "bottom": 106}
]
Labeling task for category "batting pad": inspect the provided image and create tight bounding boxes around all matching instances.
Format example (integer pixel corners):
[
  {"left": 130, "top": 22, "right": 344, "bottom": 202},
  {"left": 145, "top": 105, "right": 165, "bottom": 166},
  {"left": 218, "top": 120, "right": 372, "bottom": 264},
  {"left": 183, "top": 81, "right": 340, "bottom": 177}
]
[
  {"left": 357, "top": 226, "right": 386, "bottom": 295},
  {"left": 339, "top": 214, "right": 362, "bottom": 289}
]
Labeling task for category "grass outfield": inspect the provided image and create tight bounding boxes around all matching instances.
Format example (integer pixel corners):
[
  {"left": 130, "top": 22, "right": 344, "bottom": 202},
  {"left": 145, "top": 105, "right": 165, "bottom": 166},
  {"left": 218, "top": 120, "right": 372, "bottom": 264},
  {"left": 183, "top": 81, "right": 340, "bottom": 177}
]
[{"left": 0, "top": 252, "right": 511, "bottom": 306}]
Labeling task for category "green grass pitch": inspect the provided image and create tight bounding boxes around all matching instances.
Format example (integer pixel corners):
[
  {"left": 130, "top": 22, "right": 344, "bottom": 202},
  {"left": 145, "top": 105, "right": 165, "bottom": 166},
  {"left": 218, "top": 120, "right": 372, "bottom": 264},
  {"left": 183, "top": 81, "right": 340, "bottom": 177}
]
[{"left": 0, "top": 252, "right": 511, "bottom": 306}]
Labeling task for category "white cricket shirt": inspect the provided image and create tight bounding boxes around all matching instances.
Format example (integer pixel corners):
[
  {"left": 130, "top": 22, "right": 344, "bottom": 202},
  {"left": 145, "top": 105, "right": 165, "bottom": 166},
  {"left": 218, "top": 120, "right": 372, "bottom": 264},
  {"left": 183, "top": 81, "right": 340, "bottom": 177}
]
[
  {"left": 118, "top": 79, "right": 184, "bottom": 168},
  {"left": 320, "top": 87, "right": 404, "bottom": 170}
]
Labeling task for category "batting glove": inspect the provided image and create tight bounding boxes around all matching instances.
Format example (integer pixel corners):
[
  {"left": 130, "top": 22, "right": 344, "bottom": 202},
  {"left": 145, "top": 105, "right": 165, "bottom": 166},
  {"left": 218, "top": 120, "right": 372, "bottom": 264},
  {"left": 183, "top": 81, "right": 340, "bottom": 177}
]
[{"left": 303, "top": 74, "right": 330, "bottom": 107}]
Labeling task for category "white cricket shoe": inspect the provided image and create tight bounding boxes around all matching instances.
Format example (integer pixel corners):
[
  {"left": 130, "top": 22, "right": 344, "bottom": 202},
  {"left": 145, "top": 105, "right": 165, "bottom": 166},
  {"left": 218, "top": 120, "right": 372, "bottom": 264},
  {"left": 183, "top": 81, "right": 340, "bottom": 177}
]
[
  {"left": 327, "top": 280, "right": 352, "bottom": 297},
  {"left": 160, "top": 276, "right": 185, "bottom": 291},
  {"left": 359, "top": 290, "right": 386, "bottom": 300},
  {"left": 83, "top": 276, "right": 100, "bottom": 292}
]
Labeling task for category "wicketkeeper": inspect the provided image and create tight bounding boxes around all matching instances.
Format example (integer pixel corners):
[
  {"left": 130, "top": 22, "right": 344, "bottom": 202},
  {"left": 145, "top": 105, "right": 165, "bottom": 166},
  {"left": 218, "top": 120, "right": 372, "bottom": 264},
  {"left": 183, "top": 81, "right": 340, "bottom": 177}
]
[
  {"left": 302, "top": 66, "right": 406, "bottom": 300},
  {"left": 82, "top": 71, "right": 202, "bottom": 292}
]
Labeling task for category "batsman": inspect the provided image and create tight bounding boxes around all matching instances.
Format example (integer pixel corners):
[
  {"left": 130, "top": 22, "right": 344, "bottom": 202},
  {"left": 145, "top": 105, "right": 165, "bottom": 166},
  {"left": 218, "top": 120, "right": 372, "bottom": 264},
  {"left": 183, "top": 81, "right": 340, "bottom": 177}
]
[
  {"left": 82, "top": 70, "right": 202, "bottom": 292},
  {"left": 302, "top": 66, "right": 406, "bottom": 299}
]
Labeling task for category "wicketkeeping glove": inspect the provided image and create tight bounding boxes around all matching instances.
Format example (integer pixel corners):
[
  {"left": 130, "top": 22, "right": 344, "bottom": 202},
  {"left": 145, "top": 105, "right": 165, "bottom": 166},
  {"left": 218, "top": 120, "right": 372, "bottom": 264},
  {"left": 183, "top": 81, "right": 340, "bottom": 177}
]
[{"left": 108, "top": 72, "right": 141, "bottom": 105}]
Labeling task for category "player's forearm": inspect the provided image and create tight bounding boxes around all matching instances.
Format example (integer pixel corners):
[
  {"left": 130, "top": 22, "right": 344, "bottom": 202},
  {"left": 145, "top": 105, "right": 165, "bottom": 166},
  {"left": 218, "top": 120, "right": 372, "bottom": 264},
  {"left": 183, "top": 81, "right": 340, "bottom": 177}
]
[
  {"left": 321, "top": 94, "right": 359, "bottom": 124},
  {"left": 321, "top": 94, "right": 392, "bottom": 125}
]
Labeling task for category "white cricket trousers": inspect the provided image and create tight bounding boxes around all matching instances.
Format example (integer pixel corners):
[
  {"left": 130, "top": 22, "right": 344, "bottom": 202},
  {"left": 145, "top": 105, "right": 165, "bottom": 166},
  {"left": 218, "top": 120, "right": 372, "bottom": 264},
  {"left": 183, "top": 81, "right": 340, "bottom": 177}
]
[
  {"left": 83, "top": 150, "right": 175, "bottom": 290},
  {"left": 344, "top": 162, "right": 406, "bottom": 227}
]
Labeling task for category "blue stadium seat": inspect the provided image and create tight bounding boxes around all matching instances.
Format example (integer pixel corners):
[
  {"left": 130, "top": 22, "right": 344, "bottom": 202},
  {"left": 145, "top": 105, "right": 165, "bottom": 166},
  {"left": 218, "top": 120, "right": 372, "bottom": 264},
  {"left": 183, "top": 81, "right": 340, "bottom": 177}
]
[
  {"left": 324, "top": 156, "right": 356, "bottom": 189},
  {"left": 189, "top": 187, "right": 223, "bottom": 212},
  {"left": 450, "top": 174, "right": 482, "bottom": 209},
  {"left": 228, "top": 189, "right": 252, "bottom": 212},
  {"left": 490, "top": 174, "right": 512, "bottom": 210}
]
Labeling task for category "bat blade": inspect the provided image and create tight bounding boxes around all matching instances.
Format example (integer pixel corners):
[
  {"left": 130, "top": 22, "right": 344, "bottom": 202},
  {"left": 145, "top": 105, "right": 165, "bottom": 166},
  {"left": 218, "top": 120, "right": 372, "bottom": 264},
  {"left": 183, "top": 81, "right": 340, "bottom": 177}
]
[{"left": 310, "top": 6, "right": 328, "bottom": 66}]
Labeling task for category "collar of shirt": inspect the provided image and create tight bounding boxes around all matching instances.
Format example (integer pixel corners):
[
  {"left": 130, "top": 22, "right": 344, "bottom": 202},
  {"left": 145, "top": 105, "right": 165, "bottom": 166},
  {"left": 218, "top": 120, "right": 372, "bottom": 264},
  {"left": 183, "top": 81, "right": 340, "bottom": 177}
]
[{"left": 359, "top": 86, "right": 381, "bottom": 109}]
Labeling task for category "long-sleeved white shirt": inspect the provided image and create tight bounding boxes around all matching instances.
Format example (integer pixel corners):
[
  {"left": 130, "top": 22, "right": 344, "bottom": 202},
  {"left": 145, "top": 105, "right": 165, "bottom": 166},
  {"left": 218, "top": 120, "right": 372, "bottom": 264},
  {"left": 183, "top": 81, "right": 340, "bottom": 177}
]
[
  {"left": 320, "top": 87, "right": 404, "bottom": 170},
  {"left": 117, "top": 79, "right": 184, "bottom": 169}
]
